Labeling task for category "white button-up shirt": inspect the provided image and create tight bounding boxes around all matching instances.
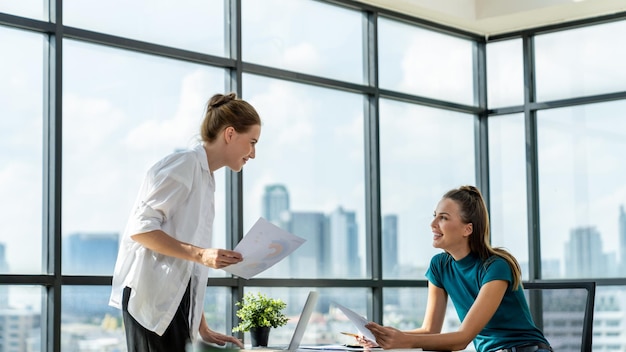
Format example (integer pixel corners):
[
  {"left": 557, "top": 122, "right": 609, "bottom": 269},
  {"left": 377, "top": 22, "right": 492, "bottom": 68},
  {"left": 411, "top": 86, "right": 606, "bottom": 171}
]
[{"left": 110, "top": 144, "right": 215, "bottom": 338}]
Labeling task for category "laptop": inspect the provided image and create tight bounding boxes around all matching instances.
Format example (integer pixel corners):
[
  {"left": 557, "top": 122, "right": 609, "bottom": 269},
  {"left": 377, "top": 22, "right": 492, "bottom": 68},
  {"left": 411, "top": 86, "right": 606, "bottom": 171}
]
[{"left": 257, "top": 290, "right": 320, "bottom": 351}]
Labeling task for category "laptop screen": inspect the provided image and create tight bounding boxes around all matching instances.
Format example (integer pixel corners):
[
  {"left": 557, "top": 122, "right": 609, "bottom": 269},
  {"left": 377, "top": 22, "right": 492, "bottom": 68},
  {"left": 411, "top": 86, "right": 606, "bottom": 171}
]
[{"left": 287, "top": 291, "right": 319, "bottom": 351}]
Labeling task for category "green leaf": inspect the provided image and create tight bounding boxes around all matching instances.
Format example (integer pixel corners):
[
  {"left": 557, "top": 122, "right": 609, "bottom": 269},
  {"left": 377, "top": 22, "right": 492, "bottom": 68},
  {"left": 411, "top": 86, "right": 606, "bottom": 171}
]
[{"left": 232, "top": 292, "right": 288, "bottom": 333}]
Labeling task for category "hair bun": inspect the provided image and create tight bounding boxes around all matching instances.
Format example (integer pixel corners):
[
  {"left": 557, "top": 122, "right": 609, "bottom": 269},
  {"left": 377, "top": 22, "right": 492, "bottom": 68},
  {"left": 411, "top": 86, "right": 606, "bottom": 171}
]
[{"left": 208, "top": 92, "right": 238, "bottom": 109}]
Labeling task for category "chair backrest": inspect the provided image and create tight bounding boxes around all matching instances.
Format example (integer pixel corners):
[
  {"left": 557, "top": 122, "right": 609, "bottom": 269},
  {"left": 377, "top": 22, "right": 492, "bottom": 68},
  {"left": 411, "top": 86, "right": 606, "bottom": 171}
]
[{"left": 523, "top": 281, "right": 596, "bottom": 352}]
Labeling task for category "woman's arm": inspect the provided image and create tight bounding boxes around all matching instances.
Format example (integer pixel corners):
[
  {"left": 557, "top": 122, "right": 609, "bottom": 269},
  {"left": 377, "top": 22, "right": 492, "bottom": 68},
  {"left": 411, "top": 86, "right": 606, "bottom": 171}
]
[
  {"left": 359, "top": 282, "right": 447, "bottom": 347},
  {"left": 199, "top": 312, "right": 244, "bottom": 347},
  {"left": 367, "top": 280, "right": 508, "bottom": 351},
  {"left": 131, "top": 230, "right": 242, "bottom": 269}
]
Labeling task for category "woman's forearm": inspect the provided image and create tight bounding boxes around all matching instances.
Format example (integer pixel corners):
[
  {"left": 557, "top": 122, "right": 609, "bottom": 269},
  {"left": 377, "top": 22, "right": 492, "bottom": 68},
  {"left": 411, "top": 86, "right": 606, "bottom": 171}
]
[
  {"left": 405, "top": 330, "right": 473, "bottom": 351},
  {"left": 131, "top": 230, "right": 202, "bottom": 263}
]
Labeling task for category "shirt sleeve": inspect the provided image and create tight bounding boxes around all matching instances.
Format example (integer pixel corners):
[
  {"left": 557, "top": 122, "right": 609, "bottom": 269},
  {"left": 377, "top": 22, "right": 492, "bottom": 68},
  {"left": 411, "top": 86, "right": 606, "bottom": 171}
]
[
  {"left": 425, "top": 253, "right": 445, "bottom": 288},
  {"left": 125, "top": 155, "right": 194, "bottom": 237},
  {"left": 481, "top": 256, "right": 513, "bottom": 287}
]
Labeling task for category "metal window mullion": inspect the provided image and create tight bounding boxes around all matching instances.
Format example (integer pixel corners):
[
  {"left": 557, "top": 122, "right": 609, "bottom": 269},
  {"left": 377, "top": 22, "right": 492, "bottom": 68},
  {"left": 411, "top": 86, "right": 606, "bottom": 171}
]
[
  {"left": 522, "top": 34, "right": 544, "bottom": 329},
  {"left": 43, "top": 1, "right": 63, "bottom": 351},
  {"left": 363, "top": 9, "right": 383, "bottom": 324},
  {"left": 522, "top": 35, "right": 541, "bottom": 281},
  {"left": 224, "top": 0, "right": 245, "bottom": 340},
  {"left": 474, "top": 40, "right": 490, "bottom": 209}
]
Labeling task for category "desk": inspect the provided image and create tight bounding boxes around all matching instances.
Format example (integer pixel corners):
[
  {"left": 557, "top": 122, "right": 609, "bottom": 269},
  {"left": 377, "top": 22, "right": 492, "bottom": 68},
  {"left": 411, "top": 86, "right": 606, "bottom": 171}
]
[{"left": 187, "top": 342, "right": 461, "bottom": 352}]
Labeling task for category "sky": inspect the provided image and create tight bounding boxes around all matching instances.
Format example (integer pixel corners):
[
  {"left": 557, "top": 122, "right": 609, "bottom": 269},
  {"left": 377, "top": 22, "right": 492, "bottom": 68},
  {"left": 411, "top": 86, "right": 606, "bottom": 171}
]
[{"left": 1, "top": 0, "right": 626, "bottom": 280}]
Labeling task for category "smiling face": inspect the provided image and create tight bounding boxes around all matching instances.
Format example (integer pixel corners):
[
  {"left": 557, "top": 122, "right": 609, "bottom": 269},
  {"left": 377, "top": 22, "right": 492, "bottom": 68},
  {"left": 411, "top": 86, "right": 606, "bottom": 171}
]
[
  {"left": 431, "top": 197, "right": 473, "bottom": 259},
  {"left": 224, "top": 124, "right": 261, "bottom": 172}
]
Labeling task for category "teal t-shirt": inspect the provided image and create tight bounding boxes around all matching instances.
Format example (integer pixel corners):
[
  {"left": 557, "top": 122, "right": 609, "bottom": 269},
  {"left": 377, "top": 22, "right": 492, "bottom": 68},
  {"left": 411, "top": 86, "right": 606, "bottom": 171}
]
[{"left": 425, "top": 252, "right": 548, "bottom": 352}]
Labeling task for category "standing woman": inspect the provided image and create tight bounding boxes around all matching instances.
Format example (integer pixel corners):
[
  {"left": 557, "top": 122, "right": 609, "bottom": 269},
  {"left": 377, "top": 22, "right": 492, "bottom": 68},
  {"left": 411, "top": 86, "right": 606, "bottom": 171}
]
[
  {"left": 109, "top": 92, "right": 261, "bottom": 351},
  {"left": 363, "top": 185, "right": 552, "bottom": 352}
]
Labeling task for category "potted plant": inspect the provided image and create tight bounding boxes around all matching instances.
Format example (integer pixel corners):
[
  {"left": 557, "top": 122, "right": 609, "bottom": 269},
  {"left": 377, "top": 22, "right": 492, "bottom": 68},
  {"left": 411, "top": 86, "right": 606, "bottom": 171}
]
[{"left": 232, "top": 292, "right": 289, "bottom": 347}]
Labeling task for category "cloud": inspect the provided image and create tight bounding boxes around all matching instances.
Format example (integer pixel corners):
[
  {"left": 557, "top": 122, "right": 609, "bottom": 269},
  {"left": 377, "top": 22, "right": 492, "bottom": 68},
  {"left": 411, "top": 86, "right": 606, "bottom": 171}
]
[
  {"left": 0, "top": 161, "right": 42, "bottom": 273},
  {"left": 398, "top": 30, "right": 473, "bottom": 104},
  {"left": 123, "top": 69, "right": 212, "bottom": 151},
  {"left": 248, "top": 80, "right": 315, "bottom": 148}
]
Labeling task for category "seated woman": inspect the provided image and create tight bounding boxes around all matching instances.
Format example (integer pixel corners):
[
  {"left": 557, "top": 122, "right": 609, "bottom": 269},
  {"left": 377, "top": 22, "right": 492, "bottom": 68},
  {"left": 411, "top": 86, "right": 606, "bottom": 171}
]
[{"left": 361, "top": 185, "right": 552, "bottom": 352}]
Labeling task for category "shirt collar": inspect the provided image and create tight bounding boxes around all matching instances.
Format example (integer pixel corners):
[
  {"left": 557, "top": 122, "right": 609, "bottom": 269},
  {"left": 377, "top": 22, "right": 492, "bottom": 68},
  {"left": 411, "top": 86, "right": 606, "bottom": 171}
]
[
  {"left": 194, "top": 144, "right": 210, "bottom": 172},
  {"left": 454, "top": 251, "right": 479, "bottom": 269}
]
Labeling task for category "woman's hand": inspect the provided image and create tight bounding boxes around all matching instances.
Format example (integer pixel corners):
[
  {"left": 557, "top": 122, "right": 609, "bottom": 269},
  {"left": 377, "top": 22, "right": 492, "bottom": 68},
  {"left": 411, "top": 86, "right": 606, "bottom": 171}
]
[
  {"left": 199, "top": 325, "right": 244, "bottom": 348},
  {"left": 365, "top": 322, "right": 414, "bottom": 349},
  {"left": 355, "top": 334, "right": 379, "bottom": 348},
  {"left": 199, "top": 248, "right": 243, "bottom": 269}
]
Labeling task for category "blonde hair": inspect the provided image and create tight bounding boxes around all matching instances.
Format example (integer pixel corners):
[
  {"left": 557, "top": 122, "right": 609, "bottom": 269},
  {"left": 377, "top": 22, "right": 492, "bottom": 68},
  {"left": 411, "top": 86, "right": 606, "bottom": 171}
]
[{"left": 443, "top": 185, "right": 522, "bottom": 290}]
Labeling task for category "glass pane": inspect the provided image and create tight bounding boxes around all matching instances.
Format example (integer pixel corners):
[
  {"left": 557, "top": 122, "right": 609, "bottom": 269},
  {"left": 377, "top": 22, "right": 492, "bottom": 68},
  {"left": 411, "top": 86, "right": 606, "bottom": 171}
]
[
  {"left": 62, "top": 39, "right": 226, "bottom": 276},
  {"left": 64, "top": 0, "right": 225, "bottom": 56},
  {"left": 242, "top": 0, "right": 363, "bottom": 83},
  {"left": 594, "top": 286, "right": 626, "bottom": 351},
  {"left": 60, "top": 286, "right": 231, "bottom": 352},
  {"left": 487, "top": 39, "right": 523, "bottom": 108},
  {"left": 488, "top": 113, "right": 529, "bottom": 280},
  {"left": 61, "top": 286, "right": 126, "bottom": 351},
  {"left": 524, "top": 284, "right": 591, "bottom": 351},
  {"left": 241, "top": 287, "right": 369, "bottom": 346},
  {"left": 379, "top": 17, "right": 474, "bottom": 106},
  {"left": 537, "top": 101, "right": 626, "bottom": 279},
  {"left": 62, "top": 234, "right": 119, "bottom": 276},
  {"left": 203, "top": 287, "right": 231, "bottom": 336},
  {"left": 242, "top": 74, "right": 365, "bottom": 279},
  {"left": 379, "top": 99, "right": 475, "bottom": 279},
  {"left": 0, "top": 285, "right": 42, "bottom": 351},
  {"left": 383, "top": 287, "right": 461, "bottom": 332},
  {"left": 0, "top": 26, "right": 43, "bottom": 274},
  {"left": 535, "top": 19, "right": 626, "bottom": 102},
  {"left": 0, "top": 0, "right": 45, "bottom": 20}
]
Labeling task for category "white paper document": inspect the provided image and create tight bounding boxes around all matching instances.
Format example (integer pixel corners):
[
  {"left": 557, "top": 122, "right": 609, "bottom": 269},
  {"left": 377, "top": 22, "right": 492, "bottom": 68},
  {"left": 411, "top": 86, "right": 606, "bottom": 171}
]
[
  {"left": 333, "top": 302, "right": 377, "bottom": 343},
  {"left": 222, "top": 217, "right": 306, "bottom": 279},
  {"left": 298, "top": 344, "right": 378, "bottom": 351}
]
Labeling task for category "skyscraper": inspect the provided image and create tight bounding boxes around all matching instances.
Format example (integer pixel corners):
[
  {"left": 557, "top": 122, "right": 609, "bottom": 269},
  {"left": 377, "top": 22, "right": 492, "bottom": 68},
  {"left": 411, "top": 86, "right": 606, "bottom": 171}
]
[
  {"left": 0, "top": 309, "right": 40, "bottom": 352},
  {"left": 263, "top": 184, "right": 290, "bottom": 227},
  {"left": 382, "top": 214, "right": 398, "bottom": 277},
  {"left": 62, "top": 232, "right": 119, "bottom": 275},
  {"left": 289, "top": 211, "right": 327, "bottom": 278},
  {"left": 564, "top": 226, "right": 606, "bottom": 278},
  {"left": 61, "top": 233, "right": 119, "bottom": 319},
  {"left": 328, "top": 207, "right": 360, "bottom": 277}
]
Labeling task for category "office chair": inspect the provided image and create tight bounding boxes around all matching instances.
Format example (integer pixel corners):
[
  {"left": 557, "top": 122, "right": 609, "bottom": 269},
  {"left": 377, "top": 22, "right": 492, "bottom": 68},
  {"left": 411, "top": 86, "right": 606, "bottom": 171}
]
[{"left": 523, "top": 281, "right": 596, "bottom": 352}]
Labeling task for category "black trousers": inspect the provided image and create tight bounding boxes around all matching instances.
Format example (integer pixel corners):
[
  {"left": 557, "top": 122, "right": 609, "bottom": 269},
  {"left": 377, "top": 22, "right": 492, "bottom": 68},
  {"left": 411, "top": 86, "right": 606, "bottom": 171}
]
[{"left": 122, "top": 282, "right": 191, "bottom": 352}]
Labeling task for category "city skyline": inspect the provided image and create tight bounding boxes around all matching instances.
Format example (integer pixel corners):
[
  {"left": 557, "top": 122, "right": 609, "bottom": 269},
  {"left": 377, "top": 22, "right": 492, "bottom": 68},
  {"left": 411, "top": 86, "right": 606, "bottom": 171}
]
[{"left": 0, "top": 186, "right": 625, "bottom": 280}]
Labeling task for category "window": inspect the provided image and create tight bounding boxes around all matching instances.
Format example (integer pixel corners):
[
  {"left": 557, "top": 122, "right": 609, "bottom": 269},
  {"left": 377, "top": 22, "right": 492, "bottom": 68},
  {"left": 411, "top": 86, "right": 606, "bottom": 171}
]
[
  {"left": 535, "top": 20, "right": 626, "bottom": 101},
  {"left": 537, "top": 100, "right": 626, "bottom": 279},
  {"left": 242, "top": 74, "right": 366, "bottom": 279},
  {"left": 61, "top": 39, "right": 226, "bottom": 276},
  {"left": 242, "top": 0, "right": 363, "bottom": 83},
  {"left": 487, "top": 39, "right": 524, "bottom": 108},
  {"left": 0, "top": 26, "right": 44, "bottom": 275},
  {"left": 379, "top": 17, "right": 475, "bottom": 105},
  {"left": 379, "top": 98, "right": 475, "bottom": 279},
  {"left": 488, "top": 113, "right": 529, "bottom": 279},
  {"left": 0, "top": 1, "right": 45, "bottom": 20}
]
